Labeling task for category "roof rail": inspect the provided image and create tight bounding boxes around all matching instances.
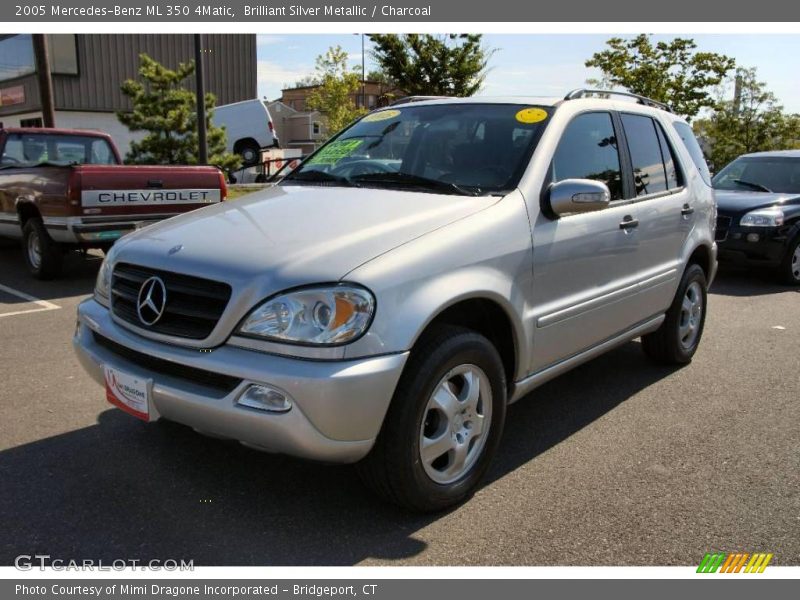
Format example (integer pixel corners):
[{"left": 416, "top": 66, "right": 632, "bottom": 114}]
[
  {"left": 388, "top": 95, "right": 453, "bottom": 107},
  {"left": 564, "top": 89, "right": 672, "bottom": 112}
]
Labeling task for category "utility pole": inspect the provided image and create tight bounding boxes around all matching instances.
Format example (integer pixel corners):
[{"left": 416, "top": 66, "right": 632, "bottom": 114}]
[
  {"left": 194, "top": 34, "right": 208, "bottom": 164},
  {"left": 32, "top": 35, "right": 56, "bottom": 127},
  {"left": 361, "top": 33, "right": 366, "bottom": 109}
]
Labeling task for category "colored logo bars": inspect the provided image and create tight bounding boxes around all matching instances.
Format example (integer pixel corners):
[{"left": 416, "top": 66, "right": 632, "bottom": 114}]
[{"left": 697, "top": 552, "right": 773, "bottom": 573}]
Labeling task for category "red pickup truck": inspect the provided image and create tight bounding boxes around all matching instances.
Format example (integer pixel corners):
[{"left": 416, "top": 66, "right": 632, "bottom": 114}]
[{"left": 0, "top": 127, "right": 227, "bottom": 279}]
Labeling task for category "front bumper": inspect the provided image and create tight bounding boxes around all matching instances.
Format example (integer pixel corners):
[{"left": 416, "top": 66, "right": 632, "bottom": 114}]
[
  {"left": 716, "top": 224, "right": 788, "bottom": 267},
  {"left": 73, "top": 298, "right": 408, "bottom": 463}
]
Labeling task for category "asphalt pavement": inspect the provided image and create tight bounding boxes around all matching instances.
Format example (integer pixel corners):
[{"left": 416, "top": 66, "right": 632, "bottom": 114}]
[{"left": 0, "top": 239, "right": 797, "bottom": 566}]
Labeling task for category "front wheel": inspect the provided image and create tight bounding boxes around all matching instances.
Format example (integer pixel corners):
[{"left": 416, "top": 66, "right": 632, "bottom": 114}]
[
  {"left": 641, "top": 263, "right": 708, "bottom": 364},
  {"left": 778, "top": 234, "right": 800, "bottom": 286},
  {"left": 357, "top": 325, "right": 507, "bottom": 512}
]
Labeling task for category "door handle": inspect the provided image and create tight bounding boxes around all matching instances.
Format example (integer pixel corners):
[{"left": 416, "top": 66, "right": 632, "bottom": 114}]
[
  {"left": 619, "top": 215, "right": 639, "bottom": 230},
  {"left": 681, "top": 204, "right": 695, "bottom": 216}
]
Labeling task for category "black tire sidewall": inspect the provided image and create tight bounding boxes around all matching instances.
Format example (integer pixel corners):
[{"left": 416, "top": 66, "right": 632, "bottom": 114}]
[
  {"left": 392, "top": 330, "right": 507, "bottom": 509},
  {"left": 669, "top": 264, "right": 708, "bottom": 362},
  {"left": 22, "top": 220, "right": 43, "bottom": 277},
  {"left": 240, "top": 142, "right": 260, "bottom": 166},
  {"left": 22, "top": 219, "right": 61, "bottom": 279},
  {"left": 780, "top": 234, "right": 800, "bottom": 285}
]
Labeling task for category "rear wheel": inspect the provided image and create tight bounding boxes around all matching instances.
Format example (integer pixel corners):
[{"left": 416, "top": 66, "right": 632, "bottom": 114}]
[
  {"left": 237, "top": 140, "right": 261, "bottom": 166},
  {"left": 778, "top": 234, "right": 800, "bottom": 286},
  {"left": 357, "top": 325, "right": 507, "bottom": 512},
  {"left": 22, "top": 218, "right": 63, "bottom": 280},
  {"left": 641, "top": 263, "right": 707, "bottom": 364}
]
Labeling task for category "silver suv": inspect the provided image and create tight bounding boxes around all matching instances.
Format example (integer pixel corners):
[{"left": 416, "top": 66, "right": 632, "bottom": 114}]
[{"left": 74, "top": 90, "right": 717, "bottom": 511}]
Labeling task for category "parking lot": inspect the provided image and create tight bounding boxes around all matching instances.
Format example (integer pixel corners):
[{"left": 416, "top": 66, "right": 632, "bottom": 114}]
[{"left": 0, "top": 239, "right": 798, "bottom": 566}]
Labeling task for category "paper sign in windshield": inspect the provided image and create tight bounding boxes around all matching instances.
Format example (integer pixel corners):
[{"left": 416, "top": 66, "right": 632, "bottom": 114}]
[{"left": 307, "top": 139, "right": 364, "bottom": 165}]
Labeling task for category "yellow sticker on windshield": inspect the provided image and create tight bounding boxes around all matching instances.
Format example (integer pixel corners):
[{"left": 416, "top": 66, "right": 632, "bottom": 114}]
[
  {"left": 362, "top": 109, "right": 401, "bottom": 123},
  {"left": 515, "top": 108, "right": 548, "bottom": 124}
]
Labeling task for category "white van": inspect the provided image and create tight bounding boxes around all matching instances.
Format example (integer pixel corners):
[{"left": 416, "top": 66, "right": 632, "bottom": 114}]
[{"left": 212, "top": 100, "right": 280, "bottom": 166}]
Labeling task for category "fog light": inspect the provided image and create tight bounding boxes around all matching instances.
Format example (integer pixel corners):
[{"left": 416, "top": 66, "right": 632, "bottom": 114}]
[
  {"left": 237, "top": 384, "right": 292, "bottom": 413},
  {"left": 747, "top": 233, "right": 760, "bottom": 242}
]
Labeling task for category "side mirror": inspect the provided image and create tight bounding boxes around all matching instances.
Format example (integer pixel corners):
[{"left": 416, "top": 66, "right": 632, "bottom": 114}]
[{"left": 545, "top": 179, "right": 611, "bottom": 218}]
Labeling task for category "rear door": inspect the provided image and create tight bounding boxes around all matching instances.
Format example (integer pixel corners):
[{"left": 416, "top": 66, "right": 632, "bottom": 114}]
[
  {"left": 617, "top": 112, "right": 691, "bottom": 312},
  {"left": 530, "top": 111, "right": 653, "bottom": 372}
]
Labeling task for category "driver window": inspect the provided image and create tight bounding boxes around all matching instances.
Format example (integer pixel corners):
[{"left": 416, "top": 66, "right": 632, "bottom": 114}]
[{"left": 550, "top": 112, "right": 623, "bottom": 200}]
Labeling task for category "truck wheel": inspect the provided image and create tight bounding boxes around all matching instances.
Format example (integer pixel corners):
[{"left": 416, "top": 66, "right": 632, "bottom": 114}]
[
  {"left": 238, "top": 140, "right": 261, "bottom": 166},
  {"left": 777, "top": 234, "right": 800, "bottom": 286},
  {"left": 357, "top": 325, "right": 507, "bottom": 512},
  {"left": 641, "top": 263, "right": 707, "bottom": 364},
  {"left": 22, "top": 218, "right": 63, "bottom": 280}
]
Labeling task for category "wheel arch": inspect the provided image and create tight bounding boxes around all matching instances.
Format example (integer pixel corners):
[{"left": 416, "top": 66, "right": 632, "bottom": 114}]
[
  {"left": 411, "top": 295, "right": 520, "bottom": 397},
  {"left": 15, "top": 200, "right": 41, "bottom": 230},
  {"left": 687, "top": 243, "right": 714, "bottom": 281},
  {"left": 233, "top": 137, "right": 261, "bottom": 153}
]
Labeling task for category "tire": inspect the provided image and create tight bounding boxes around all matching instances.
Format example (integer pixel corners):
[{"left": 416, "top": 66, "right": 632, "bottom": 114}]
[
  {"left": 777, "top": 234, "right": 800, "bottom": 286},
  {"left": 357, "top": 325, "right": 507, "bottom": 512},
  {"left": 22, "top": 218, "right": 63, "bottom": 280},
  {"left": 237, "top": 140, "right": 261, "bottom": 166},
  {"left": 641, "top": 263, "right": 708, "bottom": 364}
]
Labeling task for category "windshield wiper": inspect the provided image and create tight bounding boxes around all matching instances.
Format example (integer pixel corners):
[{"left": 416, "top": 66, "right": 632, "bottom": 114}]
[
  {"left": 733, "top": 179, "right": 772, "bottom": 193},
  {"left": 283, "top": 170, "right": 359, "bottom": 187},
  {"left": 350, "top": 172, "right": 482, "bottom": 196}
]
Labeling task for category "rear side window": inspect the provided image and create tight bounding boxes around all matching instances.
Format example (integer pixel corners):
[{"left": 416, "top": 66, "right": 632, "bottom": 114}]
[
  {"left": 654, "top": 122, "right": 680, "bottom": 189},
  {"left": 672, "top": 121, "right": 712, "bottom": 186},
  {"left": 621, "top": 114, "right": 669, "bottom": 196},
  {"left": 550, "top": 112, "right": 623, "bottom": 200}
]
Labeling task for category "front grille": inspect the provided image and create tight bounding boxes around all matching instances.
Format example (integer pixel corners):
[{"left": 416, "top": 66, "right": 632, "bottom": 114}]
[
  {"left": 111, "top": 263, "right": 231, "bottom": 340},
  {"left": 715, "top": 215, "right": 732, "bottom": 242},
  {"left": 93, "top": 332, "right": 242, "bottom": 395}
]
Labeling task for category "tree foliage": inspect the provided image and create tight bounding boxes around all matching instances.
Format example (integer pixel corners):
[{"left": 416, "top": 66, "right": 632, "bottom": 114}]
[
  {"left": 305, "top": 46, "right": 368, "bottom": 139},
  {"left": 693, "top": 67, "right": 800, "bottom": 170},
  {"left": 368, "top": 34, "right": 493, "bottom": 97},
  {"left": 118, "top": 53, "right": 240, "bottom": 171},
  {"left": 585, "top": 35, "right": 735, "bottom": 120}
]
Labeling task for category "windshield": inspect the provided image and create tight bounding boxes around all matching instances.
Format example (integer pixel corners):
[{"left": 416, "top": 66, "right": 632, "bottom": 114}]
[
  {"left": 0, "top": 132, "right": 118, "bottom": 168},
  {"left": 283, "top": 103, "right": 552, "bottom": 195},
  {"left": 712, "top": 156, "right": 800, "bottom": 194}
]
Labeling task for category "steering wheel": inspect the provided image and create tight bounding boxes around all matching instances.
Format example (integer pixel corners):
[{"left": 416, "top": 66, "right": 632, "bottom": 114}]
[
  {"left": 331, "top": 160, "right": 394, "bottom": 178},
  {"left": 471, "top": 165, "right": 509, "bottom": 181}
]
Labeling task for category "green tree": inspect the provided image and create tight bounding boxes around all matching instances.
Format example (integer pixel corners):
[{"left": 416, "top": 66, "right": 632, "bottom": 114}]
[
  {"left": 693, "top": 67, "right": 800, "bottom": 170},
  {"left": 305, "top": 46, "right": 368, "bottom": 139},
  {"left": 118, "top": 53, "right": 240, "bottom": 171},
  {"left": 585, "top": 35, "right": 735, "bottom": 120},
  {"left": 368, "top": 34, "right": 493, "bottom": 97}
]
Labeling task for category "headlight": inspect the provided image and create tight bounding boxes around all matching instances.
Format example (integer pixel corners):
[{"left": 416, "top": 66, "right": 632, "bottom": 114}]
[
  {"left": 740, "top": 208, "right": 784, "bottom": 227},
  {"left": 237, "top": 285, "right": 375, "bottom": 345},
  {"left": 94, "top": 257, "right": 112, "bottom": 307}
]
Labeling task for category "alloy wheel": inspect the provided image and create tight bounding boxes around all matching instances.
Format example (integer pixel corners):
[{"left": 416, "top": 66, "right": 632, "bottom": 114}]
[
  {"left": 419, "top": 364, "right": 492, "bottom": 485},
  {"left": 678, "top": 281, "right": 703, "bottom": 350}
]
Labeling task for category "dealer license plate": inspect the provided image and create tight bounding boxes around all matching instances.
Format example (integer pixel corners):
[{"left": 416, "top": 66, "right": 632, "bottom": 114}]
[{"left": 103, "top": 365, "right": 152, "bottom": 421}]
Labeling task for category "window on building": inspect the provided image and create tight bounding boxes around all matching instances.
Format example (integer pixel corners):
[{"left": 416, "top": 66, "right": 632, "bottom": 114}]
[
  {"left": 0, "top": 35, "right": 35, "bottom": 82},
  {"left": 20, "top": 117, "right": 43, "bottom": 128},
  {"left": 312, "top": 122, "right": 321, "bottom": 135},
  {"left": 47, "top": 35, "right": 79, "bottom": 76}
]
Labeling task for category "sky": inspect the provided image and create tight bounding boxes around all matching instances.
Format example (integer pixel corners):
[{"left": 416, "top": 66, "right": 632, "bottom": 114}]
[{"left": 256, "top": 34, "right": 800, "bottom": 113}]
